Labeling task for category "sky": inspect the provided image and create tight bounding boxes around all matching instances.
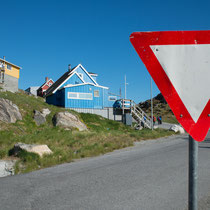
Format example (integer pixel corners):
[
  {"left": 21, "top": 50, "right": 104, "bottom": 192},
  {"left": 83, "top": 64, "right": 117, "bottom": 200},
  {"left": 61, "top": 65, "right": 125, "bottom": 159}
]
[{"left": 1, "top": 0, "right": 210, "bottom": 102}]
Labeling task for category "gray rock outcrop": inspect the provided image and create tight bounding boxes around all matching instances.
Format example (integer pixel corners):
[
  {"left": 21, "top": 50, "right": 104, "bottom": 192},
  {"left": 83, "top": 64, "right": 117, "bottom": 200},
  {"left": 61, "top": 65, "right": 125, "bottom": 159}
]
[
  {"left": 53, "top": 111, "right": 87, "bottom": 131},
  {"left": 0, "top": 160, "right": 16, "bottom": 177},
  {"left": 42, "top": 108, "right": 51, "bottom": 117},
  {"left": 0, "top": 98, "right": 22, "bottom": 123},
  {"left": 34, "top": 108, "right": 51, "bottom": 126},
  {"left": 34, "top": 110, "right": 46, "bottom": 126},
  {"left": 11, "top": 143, "right": 53, "bottom": 157},
  {"left": 169, "top": 124, "right": 185, "bottom": 134}
]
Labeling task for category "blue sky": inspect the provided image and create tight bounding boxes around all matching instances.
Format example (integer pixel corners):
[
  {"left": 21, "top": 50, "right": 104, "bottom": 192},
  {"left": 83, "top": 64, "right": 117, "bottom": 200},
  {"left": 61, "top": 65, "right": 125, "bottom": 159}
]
[{"left": 1, "top": 0, "right": 210, "bottom": 102}]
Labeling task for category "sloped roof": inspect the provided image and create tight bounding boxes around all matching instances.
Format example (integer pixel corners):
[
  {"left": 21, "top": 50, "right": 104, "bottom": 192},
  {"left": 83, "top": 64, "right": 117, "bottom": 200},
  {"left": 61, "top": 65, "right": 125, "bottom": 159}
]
[
  {"left": 45, "top": 66, "right": 76, "bottom": 97},
  {"left": 0, "top": 58, "right": 22, "bottom": 69},
  {"left": 37, "top": 78, "right": 54, "bottom": 91}
]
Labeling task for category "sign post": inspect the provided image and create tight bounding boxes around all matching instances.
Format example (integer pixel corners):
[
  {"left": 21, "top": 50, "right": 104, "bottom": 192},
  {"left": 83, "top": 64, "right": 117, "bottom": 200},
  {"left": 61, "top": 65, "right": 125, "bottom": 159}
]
[{"left": 189, "top": 135, "right": 198, "bottom": 210}]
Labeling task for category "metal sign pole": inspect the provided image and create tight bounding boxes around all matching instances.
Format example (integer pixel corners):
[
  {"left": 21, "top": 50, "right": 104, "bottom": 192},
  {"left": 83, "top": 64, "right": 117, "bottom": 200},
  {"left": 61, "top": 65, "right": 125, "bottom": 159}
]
[
  {"left": 150, "top": 77, "right": 153, "bottom": 130},
  {"left": 189, "top": 135, "right": 198, "bottom": 210}
]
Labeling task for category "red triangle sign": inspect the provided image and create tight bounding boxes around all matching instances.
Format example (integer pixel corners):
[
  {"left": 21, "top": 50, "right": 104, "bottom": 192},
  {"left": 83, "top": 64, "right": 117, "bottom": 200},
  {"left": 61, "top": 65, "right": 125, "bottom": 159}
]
[{"left": 130, "top": 31, "right": 210, "bottom": 141}]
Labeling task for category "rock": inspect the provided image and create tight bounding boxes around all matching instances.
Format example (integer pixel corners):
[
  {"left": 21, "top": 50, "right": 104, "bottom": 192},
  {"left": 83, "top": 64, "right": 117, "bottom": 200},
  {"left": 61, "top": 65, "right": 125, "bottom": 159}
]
[
  {"left": 0, "top": 160, "right": 16, "bottom": 177},
  {"left": 11, "top": 143, "right": 53, "bottom": 157},
  {"left": 42, "top": 108, "right": 51, "bottom": 117},
  {"left": 34, "top": 110, "right": 46, "bottom": 126},
  {"left": 0, "top": 98, "right": 22, "bottom": 123},
  {"left": 53, "top": 111, "right": 87, "bottom": 131},
  {"left": 169, "top": 124, "right": 185, "bottom": 134}
]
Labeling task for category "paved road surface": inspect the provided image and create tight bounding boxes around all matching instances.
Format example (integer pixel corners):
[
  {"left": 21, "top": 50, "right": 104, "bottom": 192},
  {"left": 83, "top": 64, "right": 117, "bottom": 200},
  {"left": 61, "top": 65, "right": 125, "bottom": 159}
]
[{"left": 0, "top": 133, "right": 210, "bottom": 210}]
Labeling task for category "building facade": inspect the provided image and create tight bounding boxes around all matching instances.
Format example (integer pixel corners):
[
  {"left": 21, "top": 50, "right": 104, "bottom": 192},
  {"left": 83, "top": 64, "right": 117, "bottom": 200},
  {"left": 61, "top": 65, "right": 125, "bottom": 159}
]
[
  {"left": 0, "top": 57, "right": 22, "bottom": 92},
  {"left": 37, "top": 77, "right": 54, "bottom": 97},
  {"left": 25, "top": 86, "right": 40, "bottom": 96},
  {"left": 46, "top": 64, "right": 121, "bottom": 120}
]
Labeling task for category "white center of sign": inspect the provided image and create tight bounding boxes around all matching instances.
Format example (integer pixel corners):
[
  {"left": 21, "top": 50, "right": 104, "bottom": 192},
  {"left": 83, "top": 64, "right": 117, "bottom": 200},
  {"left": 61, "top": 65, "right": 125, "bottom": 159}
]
[{"left": 150, "top": 44, "right": 210, "bottom": 123}]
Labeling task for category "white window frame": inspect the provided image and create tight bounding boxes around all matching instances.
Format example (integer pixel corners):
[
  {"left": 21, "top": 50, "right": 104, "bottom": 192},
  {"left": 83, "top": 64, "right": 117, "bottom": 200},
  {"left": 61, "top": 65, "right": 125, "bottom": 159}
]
[
  {"left": 94, "top": 90, "right": 100, "bottom": 97},
  {"left": 68, "top": 92, "right": 93, "bottom": 100},
  {"left": 108, "top": 96, "right": 117, "bottom": 101}
]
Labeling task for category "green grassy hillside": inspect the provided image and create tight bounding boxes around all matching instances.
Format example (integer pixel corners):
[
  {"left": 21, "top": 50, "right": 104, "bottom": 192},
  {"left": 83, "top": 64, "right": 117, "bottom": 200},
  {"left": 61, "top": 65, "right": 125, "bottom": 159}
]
[
  {"left": 139, "top": 93, "right": 178, "bottom": 124},
  {"left": 0, "top": 90, "right": 173, "bottom": 174}
]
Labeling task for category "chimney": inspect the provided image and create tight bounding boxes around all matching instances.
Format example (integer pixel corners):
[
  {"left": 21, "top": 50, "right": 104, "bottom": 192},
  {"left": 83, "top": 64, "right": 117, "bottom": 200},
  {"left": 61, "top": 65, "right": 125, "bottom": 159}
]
[
  {"left": 3, "top": 56, "right": 5, "bottom": 60},
  {"left": 45, "top": 77, "right": 49, "bottom": 82},
  {"left": 68, "top": 64, "right": 71, "bottom": 71}
]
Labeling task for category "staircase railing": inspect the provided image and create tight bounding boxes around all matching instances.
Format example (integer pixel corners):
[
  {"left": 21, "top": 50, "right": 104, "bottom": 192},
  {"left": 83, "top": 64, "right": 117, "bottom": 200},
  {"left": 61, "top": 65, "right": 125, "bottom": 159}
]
[
  {"left": 131, "top": 101, "right": 152, "bottom": 129},
  {"left": 115, "top": 99, "right": 152, "bottom": 129}
]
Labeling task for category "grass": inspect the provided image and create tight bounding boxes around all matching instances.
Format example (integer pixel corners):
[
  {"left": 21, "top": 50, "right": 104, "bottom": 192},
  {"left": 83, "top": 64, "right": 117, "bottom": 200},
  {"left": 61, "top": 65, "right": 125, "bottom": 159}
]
[{"left": 0, "top": 90, "right": 175, "bottom": 174}]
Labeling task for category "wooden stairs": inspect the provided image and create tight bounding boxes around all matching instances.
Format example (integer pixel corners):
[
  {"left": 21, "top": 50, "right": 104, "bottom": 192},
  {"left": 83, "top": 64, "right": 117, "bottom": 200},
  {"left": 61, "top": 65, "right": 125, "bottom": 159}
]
[{"left": 115, "top": 99, "right": 152, "bottom": 129}]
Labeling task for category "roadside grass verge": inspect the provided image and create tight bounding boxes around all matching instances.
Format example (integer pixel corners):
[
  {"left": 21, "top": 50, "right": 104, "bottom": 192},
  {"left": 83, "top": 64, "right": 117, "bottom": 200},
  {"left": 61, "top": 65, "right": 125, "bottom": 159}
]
[{"left": 0, "top": 91, "right": 175, "bottom": 174}]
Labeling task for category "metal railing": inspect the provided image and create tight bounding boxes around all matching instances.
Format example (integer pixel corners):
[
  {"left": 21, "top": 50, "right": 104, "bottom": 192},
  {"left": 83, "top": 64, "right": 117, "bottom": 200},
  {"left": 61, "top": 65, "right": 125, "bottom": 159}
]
[{"left": 115, "top": 99, "right": 152, "bottom": 129}]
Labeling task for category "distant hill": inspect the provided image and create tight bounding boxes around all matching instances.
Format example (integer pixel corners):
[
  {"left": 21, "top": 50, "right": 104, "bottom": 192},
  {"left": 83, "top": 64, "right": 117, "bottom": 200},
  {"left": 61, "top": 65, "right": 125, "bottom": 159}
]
[{"left": 138, "top": 93, "right": 178, "bottom": 124}]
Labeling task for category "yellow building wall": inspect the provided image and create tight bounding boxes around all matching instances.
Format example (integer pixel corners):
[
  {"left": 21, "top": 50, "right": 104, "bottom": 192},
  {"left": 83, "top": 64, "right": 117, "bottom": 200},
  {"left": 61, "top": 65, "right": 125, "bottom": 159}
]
[{"left": 4, "top": 63, "right": 20, "bottom": 79}]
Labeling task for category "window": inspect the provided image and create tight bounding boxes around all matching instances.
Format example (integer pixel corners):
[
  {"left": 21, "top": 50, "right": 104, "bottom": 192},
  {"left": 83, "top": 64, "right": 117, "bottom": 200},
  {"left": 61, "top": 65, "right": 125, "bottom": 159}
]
[
  {"left": 49, "top": 82, "right": 52, "bottom": 86},
  {"left": 78, "top": 93, "right": 92, "bottom": 100},
  {"left": 109, "top": 96, "right": 117, "bottom": 101},
  {"left": 68, "top": 92, "right": 78, "bottom": 99},
  {"left": 68, "top": 92, "right": 93, "bottom": 100},
  {"left": 78, "top": 73, "right": 83, "bottom": 80},
  {"left": 7, "top": 64, "right": 12, "bottom": 70},
  {"left": 94, "top": 90, "right": 99, "bottom": 97}
]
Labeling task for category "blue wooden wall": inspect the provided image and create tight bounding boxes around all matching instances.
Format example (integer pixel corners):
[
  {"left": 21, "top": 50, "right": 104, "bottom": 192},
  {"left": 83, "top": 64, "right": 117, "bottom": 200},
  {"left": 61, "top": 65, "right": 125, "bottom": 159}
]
[
  {"left": 65, "top": 84, "right": 105, "bottom": 108},
  {"left": 46, "top": 89, "right": 65, "bottom": 107}
]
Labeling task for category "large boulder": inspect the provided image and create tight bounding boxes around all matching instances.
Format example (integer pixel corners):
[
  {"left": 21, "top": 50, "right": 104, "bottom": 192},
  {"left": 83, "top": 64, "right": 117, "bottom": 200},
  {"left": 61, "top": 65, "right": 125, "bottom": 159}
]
[
  {"left": 169, "top": 124, "right": 185, "bottom": 134},
  {"left": 0, "top": 98, "right": 22, "bottom": 123},
  {"left": 11, "top": 143, "right": 53, "bottom": 157},
  {"left": 53, "top": 111, "right": 87, "bottom": 131},
  {"left": 34, "top": 110, "right": 46, "bottom": 126}
]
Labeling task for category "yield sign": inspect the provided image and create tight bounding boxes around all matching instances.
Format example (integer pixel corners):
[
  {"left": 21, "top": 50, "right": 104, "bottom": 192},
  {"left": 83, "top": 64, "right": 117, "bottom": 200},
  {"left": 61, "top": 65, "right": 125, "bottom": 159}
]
[{"left": 130, "top": 31, "right": 210, "bottom": 141}]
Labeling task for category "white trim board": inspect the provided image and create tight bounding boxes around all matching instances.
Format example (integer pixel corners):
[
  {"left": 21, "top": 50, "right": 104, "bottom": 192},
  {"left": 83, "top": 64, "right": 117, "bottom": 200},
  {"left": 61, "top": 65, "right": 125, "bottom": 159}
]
[
  {"left": 63, "top": 83, "right": 109, "bottom": 89},
  {"left": 52, "top": 64, "right": 98, "bottom": 94}
]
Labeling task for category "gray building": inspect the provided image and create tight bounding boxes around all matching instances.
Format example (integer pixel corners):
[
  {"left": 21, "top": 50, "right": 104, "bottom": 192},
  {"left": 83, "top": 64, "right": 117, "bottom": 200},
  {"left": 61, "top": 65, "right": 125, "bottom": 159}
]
[
  {"left": 0, "top": 57, "right": 22, "bottom": 92},
  {"left": 25, "top": 86, "right": 40, "bottom": 96}
]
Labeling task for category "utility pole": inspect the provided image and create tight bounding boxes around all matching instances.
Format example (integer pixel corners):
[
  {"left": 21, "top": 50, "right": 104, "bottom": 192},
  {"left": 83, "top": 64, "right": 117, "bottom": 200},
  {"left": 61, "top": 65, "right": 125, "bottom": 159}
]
[
  {"left": 125, "top": 75, "right": 128, "bottom": 99},
  {"left": 119, "top": 87, "right": 122, "bottom": 98}
]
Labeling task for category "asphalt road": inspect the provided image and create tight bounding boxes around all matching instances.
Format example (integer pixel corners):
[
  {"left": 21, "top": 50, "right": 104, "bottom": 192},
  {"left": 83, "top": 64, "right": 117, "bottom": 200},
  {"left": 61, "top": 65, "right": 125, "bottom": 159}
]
[{"left": 1, "top": 133, "right": 210, "bottom": 210}]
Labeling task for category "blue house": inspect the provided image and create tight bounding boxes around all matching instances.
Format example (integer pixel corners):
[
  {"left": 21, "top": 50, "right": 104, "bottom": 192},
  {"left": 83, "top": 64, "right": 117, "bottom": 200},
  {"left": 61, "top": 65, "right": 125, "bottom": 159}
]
[{"left": 46, "top": 64, "right": 121, "bottom": 119}]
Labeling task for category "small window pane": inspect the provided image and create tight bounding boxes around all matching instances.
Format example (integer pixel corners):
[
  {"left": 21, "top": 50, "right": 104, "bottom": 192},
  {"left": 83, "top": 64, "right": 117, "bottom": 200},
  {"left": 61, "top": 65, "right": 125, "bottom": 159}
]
[
  {"left": 68, "top": 92, "right": 77, "bottom": 99},
  {"left": 94, "top": 90, "right": 99, "bottom": 97},
  {"left": 78, "top": 73, "right": 83, "bottom": 79},
  {"left": 78, "top": 93, "right": 92, "bottom": 100},
  {"left": 109, "top": 96, "right": 117, "bottom": 101},
  {"left": 7, "top": 64, "right": 12, "bottom": 70}
]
